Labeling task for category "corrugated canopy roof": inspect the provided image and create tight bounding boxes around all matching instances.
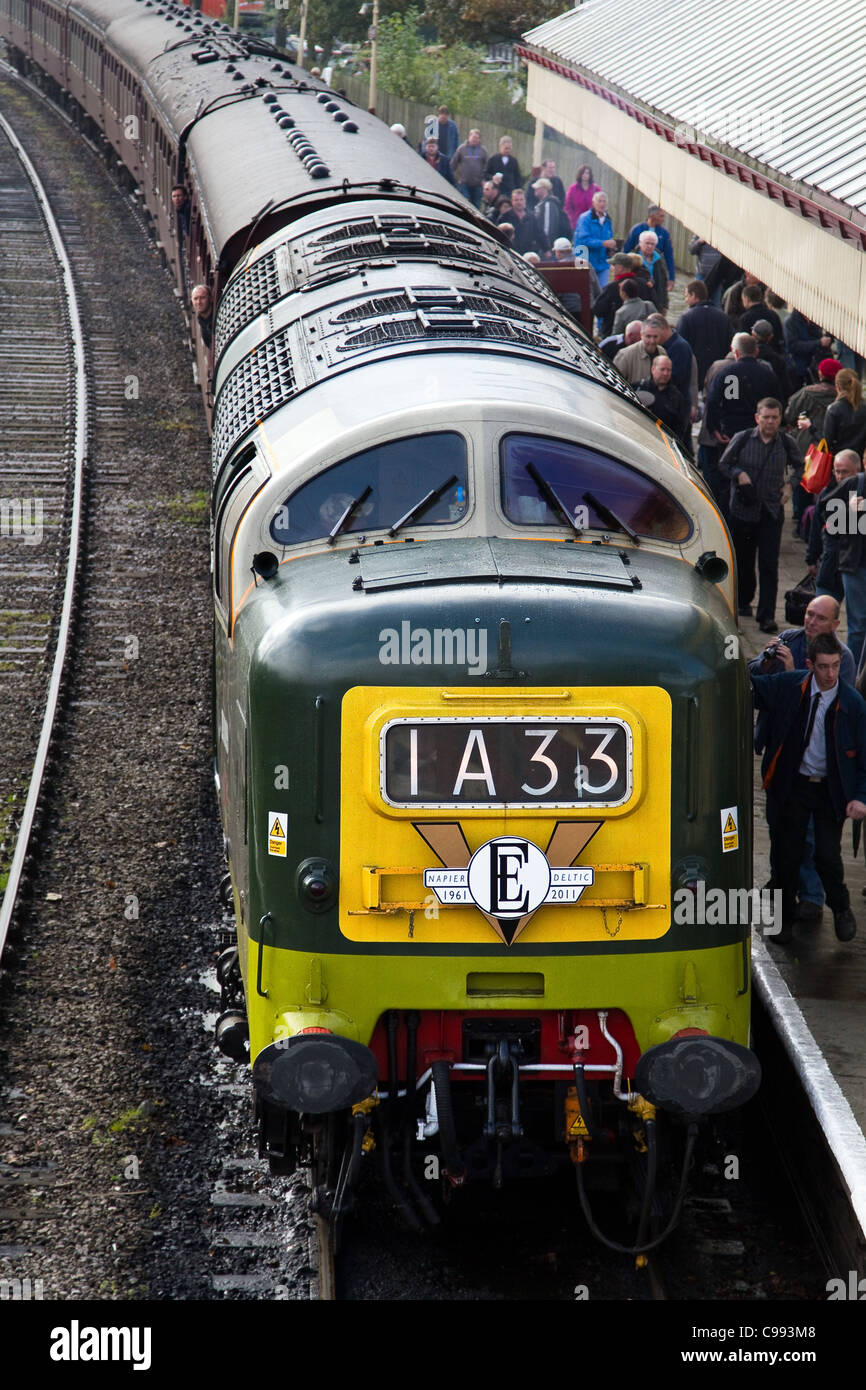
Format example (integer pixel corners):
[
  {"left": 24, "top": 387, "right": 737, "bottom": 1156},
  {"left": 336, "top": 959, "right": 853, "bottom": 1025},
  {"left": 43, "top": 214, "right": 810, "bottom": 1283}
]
[{"left": 525, "top": 0, "right": 866, "bottom": 220}]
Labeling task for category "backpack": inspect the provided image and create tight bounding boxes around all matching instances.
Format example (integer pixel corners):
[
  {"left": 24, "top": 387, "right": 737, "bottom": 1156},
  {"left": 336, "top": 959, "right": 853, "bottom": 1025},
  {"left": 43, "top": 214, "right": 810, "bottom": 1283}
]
[{"left": 784, "top": 573, "right": 816, "bottom": 626}]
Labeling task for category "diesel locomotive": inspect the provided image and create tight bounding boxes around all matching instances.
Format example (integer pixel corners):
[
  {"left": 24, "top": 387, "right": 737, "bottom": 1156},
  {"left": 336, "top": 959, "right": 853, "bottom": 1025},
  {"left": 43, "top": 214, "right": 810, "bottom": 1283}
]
[{"left": 1, "top": 0, "right": 761, "bottom": 1248}]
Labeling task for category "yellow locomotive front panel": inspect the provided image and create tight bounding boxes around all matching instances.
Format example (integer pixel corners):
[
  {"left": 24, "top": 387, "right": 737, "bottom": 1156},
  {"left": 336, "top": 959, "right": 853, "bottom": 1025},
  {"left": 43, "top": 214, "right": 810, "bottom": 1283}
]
[{"left": 340, "top": 685, "right": 671, "bottom": 947}]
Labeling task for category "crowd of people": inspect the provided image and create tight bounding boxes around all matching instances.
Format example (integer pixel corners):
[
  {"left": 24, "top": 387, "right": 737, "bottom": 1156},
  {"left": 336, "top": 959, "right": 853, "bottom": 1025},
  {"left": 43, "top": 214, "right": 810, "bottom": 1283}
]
[
  {"left": 566, "top": 173, "right": 866, "bottom": 947},
  {"left": 399, "top": 119, "right": 866, "bottom": 947},
  {"left": 398, "top": 123, "right": 865, "bottom": 653},
  {"left": 401, "top": 110, "right": 595, "bottom": 263}
]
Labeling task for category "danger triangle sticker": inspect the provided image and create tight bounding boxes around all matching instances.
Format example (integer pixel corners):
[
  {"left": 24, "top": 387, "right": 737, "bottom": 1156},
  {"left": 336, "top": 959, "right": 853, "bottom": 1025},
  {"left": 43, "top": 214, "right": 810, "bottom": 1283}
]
[
  {"left": 720, "top": 806, "right": 738, "bottom": 853},
  {"left": 268, "top": 811, "right": 288, "bottom": 857}
]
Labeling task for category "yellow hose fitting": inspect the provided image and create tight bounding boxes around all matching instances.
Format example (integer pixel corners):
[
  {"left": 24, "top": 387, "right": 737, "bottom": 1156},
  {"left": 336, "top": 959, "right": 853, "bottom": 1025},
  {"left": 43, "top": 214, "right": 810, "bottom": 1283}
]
[{"left": 628, "top": 1093, "right": 657, "bottom": 1123}]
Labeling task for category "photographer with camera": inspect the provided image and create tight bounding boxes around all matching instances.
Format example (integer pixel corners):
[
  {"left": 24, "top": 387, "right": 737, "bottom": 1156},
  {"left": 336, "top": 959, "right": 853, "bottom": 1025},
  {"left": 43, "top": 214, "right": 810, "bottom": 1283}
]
[{"left": 749, "top": 595, "right": 856, "bottom": 928}]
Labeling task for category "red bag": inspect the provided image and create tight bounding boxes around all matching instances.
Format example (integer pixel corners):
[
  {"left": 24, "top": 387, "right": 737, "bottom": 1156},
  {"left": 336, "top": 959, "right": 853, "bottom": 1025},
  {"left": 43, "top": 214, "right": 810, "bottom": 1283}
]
[{"left": 801, "top": 438, "right": 833, "bottom": 494}]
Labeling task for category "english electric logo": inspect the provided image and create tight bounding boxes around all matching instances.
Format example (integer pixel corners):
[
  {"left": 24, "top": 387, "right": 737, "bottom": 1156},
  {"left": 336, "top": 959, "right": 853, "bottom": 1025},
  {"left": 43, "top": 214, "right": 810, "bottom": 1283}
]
[{"left": 419, "top": 823, "right": 601, "bottom": 945}]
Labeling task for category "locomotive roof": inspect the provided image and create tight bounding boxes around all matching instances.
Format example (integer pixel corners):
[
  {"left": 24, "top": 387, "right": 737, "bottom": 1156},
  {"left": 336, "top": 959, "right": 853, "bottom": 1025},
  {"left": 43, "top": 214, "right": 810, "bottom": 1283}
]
[
  {"left": 155, "top": 67, "right": 465, "bottom": 259},
  {"left": 70, "top": 0, "right": 468, "bottom": 264}
]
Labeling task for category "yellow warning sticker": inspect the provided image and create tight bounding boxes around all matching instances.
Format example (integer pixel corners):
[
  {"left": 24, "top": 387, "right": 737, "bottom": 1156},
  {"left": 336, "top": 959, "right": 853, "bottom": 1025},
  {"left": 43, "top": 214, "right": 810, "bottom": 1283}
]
[
  {"left": 268, "top": 810, "right": 288, "bottom": 858},
  {"left": 720, "top": 805, "right": 738, "bottom": 853},
  {"left": 567, "top": 1111, "right": 589, "bottom": 1137}
]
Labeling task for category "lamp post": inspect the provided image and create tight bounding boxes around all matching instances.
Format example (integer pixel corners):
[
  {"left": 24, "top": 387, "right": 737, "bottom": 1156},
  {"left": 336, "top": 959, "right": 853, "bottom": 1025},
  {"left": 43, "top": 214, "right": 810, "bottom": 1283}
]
[
  {"left": 360, "top": 0, "right": 379, "bottom": 113},
  {"left": 297, "top": 0, "right": 308, "bottom": 72}
]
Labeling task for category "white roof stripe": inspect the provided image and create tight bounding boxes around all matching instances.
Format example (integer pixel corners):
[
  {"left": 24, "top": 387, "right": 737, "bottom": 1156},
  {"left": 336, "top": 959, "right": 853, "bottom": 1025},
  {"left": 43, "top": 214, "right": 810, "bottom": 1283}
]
[{"left": 525, "top": 0, "right": 866, "bottom": 217}]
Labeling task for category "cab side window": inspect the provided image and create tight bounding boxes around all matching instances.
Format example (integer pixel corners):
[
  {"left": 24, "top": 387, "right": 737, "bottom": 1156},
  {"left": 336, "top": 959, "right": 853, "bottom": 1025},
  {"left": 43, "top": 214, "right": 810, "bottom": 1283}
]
[
  {"left": 500, "top": 434, "right": 691, "bottom": 542},
  {"left": 270, "top": 433, "right": 468, "bottom": 546}
]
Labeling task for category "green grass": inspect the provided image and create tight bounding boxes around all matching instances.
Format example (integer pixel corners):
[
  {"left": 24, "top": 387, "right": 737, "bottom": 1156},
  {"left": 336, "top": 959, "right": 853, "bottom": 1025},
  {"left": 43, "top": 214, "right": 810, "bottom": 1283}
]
[{"left": 165, "top": 489, "right": 209, "bottom": 526}]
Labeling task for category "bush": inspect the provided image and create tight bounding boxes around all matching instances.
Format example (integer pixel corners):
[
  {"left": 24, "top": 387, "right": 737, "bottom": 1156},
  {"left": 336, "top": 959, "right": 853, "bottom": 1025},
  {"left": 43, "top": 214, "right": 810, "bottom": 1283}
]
[{"left": 376, "top": 7, "right": 519, "bottom": 118}]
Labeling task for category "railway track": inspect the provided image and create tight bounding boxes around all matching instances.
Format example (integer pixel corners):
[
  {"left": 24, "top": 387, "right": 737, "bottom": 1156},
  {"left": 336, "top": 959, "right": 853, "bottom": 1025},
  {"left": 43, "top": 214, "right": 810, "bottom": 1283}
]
[
  {"left": 0, "top": 69, "right": 315, "bottom": 1302},
  {"left": 0, "top": 103, "right": 87, "bottom": 964}
]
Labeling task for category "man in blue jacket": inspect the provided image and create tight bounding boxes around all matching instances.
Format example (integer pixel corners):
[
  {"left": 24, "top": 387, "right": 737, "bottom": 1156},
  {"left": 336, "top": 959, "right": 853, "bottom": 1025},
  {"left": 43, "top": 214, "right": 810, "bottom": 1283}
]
[
  {"left": 623, "top": 205, "right": 675, "bottom": 282},
  {"left": 574, "top": 190, "right": 615, "bottom": 287},
  {"left": 751, "top": 631, "right": 866, "bottom": 942}
]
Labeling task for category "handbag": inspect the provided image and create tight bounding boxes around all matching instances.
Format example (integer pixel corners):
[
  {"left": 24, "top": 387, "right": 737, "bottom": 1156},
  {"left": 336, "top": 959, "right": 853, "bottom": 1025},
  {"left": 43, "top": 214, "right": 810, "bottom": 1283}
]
[
  {"left": 801, "top": 438, "right": 833, "bottom": 494},
  {"left": 784, "top": 572, "right": 816, "bottom": 626}
]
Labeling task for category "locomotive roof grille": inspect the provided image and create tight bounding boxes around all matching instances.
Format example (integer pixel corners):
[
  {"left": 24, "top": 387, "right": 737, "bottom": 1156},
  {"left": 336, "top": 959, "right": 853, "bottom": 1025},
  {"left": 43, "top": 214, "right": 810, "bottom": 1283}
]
[
  {"left": 336, "top": 313, "right": 555, "bottom": 351},
  {"left": 212, "top": 334, "right": 296, "bottom": 477},
  {"left": 332, "top": 289, "right": 540, "bottom": 324},
  {"left": 212, "top": 297, "right": 635, "bottom": 476},
  {"left": 215, "top": 216, "right": 508, "bottom": 360},
  {"left": 215, "top": 250, "right": 282, "bottom": 361},
  {"left": 587, "top": 348, "right": 644, "bottom": 400},
  {"left": 312, "top": 234, "right": 500, "bottom": 268},
  {"left": 311, "top": 217, "right": 476, "bottom": 246}
]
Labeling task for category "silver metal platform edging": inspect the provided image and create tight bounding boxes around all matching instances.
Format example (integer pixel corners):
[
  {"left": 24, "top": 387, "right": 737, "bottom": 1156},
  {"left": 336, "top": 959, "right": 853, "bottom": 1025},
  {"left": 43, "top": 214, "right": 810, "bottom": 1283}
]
[{"left": 752, "top": 934, "right": 866, "bottom": 1242}]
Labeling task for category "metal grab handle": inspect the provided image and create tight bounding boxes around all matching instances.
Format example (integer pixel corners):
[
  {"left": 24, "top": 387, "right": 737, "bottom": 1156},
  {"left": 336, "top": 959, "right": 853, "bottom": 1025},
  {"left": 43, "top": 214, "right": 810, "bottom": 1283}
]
[{"left": 257, "top": 912, "right": 272, "bottom": 998}]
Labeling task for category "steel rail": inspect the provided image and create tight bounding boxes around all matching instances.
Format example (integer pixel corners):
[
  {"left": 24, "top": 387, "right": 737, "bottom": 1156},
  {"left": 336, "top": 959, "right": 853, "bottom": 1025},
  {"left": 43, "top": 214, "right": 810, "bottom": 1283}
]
[
  {"left": 314, "top": 1212, "right": 337, "bottom": 1301},
  {"left": 0, "top": 108, "right": 88, "bottom": 960}
]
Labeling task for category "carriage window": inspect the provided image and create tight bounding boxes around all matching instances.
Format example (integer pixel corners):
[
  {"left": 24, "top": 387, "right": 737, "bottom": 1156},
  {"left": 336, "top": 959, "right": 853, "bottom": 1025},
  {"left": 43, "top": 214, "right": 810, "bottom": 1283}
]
[
  {"left": 270, "top": 433, "right": 468, "bottom": 546},
  {"left": 500, "top": 434, "right": 691, "bottom": 542}
]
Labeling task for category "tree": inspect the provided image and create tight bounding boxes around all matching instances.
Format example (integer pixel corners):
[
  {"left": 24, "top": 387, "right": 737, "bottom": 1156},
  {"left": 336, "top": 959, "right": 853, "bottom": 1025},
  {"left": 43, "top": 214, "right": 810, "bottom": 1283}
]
[
  {"left": 376, "top": 6, "right": 516, "bottom": 116},
  {"left": 423, "top": 0, "right": 568, "bottom": 45},
  {"left": 297, "top": 0, "right": 409, "bottom": 63}
]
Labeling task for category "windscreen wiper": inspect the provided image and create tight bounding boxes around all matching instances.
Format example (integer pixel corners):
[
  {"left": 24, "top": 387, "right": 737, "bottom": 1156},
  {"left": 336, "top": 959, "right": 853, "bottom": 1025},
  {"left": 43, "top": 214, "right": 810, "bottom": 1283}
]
[
  {"left": 583, "top": 490, "right": 640, "bottom": 545},
  {"left": 388, "top": 475, "right": 458, "bottom": 537},
  {"left": 327, "top": 484, "right": 372, "bottom": 544},
  {"left": 526, "top": 462, "right": 583, "bottom": 534}
]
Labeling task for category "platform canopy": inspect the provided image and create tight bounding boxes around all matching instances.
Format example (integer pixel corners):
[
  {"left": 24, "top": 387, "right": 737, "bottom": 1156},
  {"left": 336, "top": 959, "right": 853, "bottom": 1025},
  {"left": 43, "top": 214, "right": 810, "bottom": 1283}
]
[{"left": 519, "top": 0, "right": 866, "bottom": 354}]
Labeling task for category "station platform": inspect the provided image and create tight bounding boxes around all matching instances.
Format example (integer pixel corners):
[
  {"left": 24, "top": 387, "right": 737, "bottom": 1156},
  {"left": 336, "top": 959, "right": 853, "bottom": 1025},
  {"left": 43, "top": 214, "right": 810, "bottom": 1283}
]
[
  {"left": 740, "top": 530, "right": 866, "bottom": 1115},
  {"left": 653, "top": 276, "right": 866, "bottom": 1246},
  {"left": 738, "top": 536, "right": 866, "bottom": 1260}
]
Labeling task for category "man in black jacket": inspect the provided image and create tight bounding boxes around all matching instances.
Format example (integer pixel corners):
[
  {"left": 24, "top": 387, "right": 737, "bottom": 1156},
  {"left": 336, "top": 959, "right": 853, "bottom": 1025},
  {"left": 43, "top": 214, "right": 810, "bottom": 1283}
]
[
  {"left": 484, "top": 135, "right": 522, "bottom": 195},
  {"left": 834, "top": 466, "right": 866, "bottom": 671},
  {"left": 530, "top": 178, "right": 570, "bottom": 244},
  {"left": 751, "top": 632, "right": 866, "bottom": 941},
  {"left": 497, "top": 188, "right": 548, "bottom": 256},
  {"left": 525, "top": 159, "right": 565, "bottom": 209},
  {"left": 720, "top": 397, "right": 802, "bottom": 630},
  {"left": 705, "top": 333, "right": 781, "bottom": 440},
  {"left": 752, "top": 320, "right": 791, "bottom": 403},
  {"left": 784, "top": 309, "right": 833, "bottom": 390},
  {"left": 635, "top": 355, "right": 690, "bottom": 449},
  {"left": 675, "top": 280, "right": 731, "bottom": 388},
  {"left": 806, "top": 450, "right": 862, "bottom": 601},
  {"left": 739, "top": 284, "right": 784, "bottom": 349}
]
